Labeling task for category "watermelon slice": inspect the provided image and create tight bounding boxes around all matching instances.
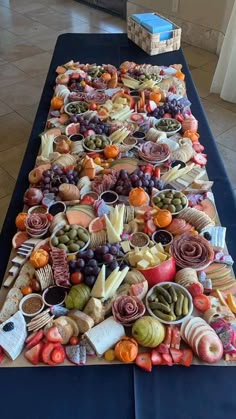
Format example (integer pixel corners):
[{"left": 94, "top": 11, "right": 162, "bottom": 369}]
[
  {"left": 12, "top": 231, "right": 29, "bottom": 249},
  {"left": 89, "top": 217, "right": 106, "bottom": 233}
]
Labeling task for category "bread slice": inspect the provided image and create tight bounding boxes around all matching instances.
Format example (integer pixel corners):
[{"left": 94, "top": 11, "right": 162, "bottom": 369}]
[
  {"left": 14, "top": 273, "right": 31, "bottom": 289},
  {"left": 69, "top": 310, "right": 94, "bottom": 333},
  {"left": 54, "top": 319, "right": 73, "bottom": 344},
  {"left": 0, "top": 298, "right": 19, "bottom": 323},
  {"left": 7, "top": 287, "right": 23, "bottom": 301},
  {"left": 20, "top": 261, "right": 35, "bottom": 277}
]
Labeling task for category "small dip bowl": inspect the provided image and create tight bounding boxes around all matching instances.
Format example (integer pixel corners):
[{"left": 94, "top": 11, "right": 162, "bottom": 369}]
[
  {"left": 48, "top": 201, "right": 66, "bottom": 216},
  {"left": 19, "top": 293, "right": 44, "bottom": 317},
  {"left": 152, "top": 230, "right": 173, "bottom": 248},
  {"left": 100, "top": 190, "right": 118, "bottom": 205},
  {"left": 28, "top": 205, "right": 48, "bottom": 215},
  {"left": 123, "top": 137, "right": 137, "bottom": 147},
  {"left": 170, "top": 160, "right": 186, "bottom": 169},
  {"left": 69, "top": 133, "right": 84, "bottom": 142},
  {"left": 81, "top": 191, "right": 99, "bottom": 200},
  {"left": 130, "top": 232, "right": 150, "bottom": 249},
  {"left": 132, "top": 131, "right": 146, "bottom": 140},
  {"left": 42, "top": 286, "right": 67, "bottom": 307}
]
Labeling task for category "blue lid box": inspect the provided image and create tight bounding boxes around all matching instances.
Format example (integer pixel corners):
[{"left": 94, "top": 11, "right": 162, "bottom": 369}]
[{"left": 131, "top": 13, "right": 173, "bottom": 41}]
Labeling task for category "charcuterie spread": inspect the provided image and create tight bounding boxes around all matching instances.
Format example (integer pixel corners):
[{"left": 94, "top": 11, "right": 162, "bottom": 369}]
[{"left": 1, "top": 59, "right": 236, "bottom": 371}]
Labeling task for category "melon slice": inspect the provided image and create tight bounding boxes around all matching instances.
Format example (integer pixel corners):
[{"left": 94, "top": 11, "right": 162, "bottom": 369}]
[
  {"left": 66, "top": 210, "right": 95, "bottom": 228},
  {"left": 89, "top": 217, "right": 106, "bottom": 233},
  {"left": 193, "top": 198, "right": 216, "bottom": 220},
  {"left": 12, "top": 231, "right": 29, "bottom": 249}
]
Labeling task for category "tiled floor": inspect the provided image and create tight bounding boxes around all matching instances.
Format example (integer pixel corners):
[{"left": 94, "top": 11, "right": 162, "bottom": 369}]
[{"left": 0, "top": 0, "right": 235, "bottom": 230}]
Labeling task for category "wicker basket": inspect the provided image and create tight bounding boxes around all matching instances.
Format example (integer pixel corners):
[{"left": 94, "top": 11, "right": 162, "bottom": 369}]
[{"left": 127, "top": 14, "right": 181, "bottom": 56}]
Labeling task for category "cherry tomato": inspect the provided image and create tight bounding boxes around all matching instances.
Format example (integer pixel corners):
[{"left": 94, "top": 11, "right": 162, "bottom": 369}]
[
  {"left": 89, "top": 103, "right": 97, "bottom": 111},
  {"left": 70, "top": 272, "right": 84, "bottom": 285},
  {"left": 47, "top": 213, "right": 54, "bottom": 222},
  {"left": 70, "top": 73, "right": 80, "bottom": 80},
  {"left": 30, "top": 278, "right": 41, "bottom": 292},
  {"left": 22, "top": 286, "right": 33, "bottom": 296},
  {"left": 80, "top": 196, "right": 95, "bottom": 205},
  {"left": 70, "top": 336, "right": 79, "bottom": 346}
]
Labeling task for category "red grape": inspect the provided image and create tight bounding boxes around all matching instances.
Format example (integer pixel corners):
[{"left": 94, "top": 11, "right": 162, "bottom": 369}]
[{"left": 103, "top": 253, "right": 114, "bottom": 263}]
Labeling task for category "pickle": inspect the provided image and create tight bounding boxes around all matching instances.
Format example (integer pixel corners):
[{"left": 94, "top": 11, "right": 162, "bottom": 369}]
[
  {"left": 148, "top": 294, "right": 157, "bottom": 303},
  {"left": 157, "top": 286, "right": 172, "bottom": 304},
  {"left": 170, "top": 303, "right": 176, "bottom": 320},
  {"left": 153, "top": 310, "right": 175, "bottom": 322},
  {"left": 175, "top": 292, "right": 184, "bottom": 316},
  {"left": 169, "top": 286, "right": 178, "bottom": 303},
  {"left": 182, "top": 296, "right": 189, "bottom": 316},
  {"left": 149, "top": 302, "right": 171, "bottom": 313},
  {"left": 158, "top": 295, "right": 169, "bottom": 305}
]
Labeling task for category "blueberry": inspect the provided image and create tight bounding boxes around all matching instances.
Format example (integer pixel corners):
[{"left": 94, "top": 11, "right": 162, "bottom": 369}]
[
  {"left": 3, "top": 322, "right": 14, "bottom": 332},
  {"left": 203, "top": 232, "right": 212, "bottom": 241}
]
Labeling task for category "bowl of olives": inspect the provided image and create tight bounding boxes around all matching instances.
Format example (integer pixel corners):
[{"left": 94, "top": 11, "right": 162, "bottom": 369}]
[
  {"left": 155, "top": 118, "right": 181, "bottom": 137},
  {"left": 152, "top": 189, "right": 188, "bottom": 215},
  {"left": 82, "top": 135, "right": 111, "bottom": 152},
  {"left": 50, "top": 224, "right": 90, "bottom": 255},
  {"left": 64, "top": 101, "right": 89, "bottom": 116}
]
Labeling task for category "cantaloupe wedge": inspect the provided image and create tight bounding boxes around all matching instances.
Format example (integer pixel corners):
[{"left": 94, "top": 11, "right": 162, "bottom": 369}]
[{"left": 194, "top": 198, "right": 216, "bottom": 220}]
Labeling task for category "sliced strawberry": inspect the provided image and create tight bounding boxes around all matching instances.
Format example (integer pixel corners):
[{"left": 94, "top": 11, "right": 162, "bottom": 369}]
[
  {"left": 193, "top": 294, "right": 211, "bottom": 312},
  {"left": 170, "top": 348, "right": 183, "bottom": 364},
  {"left": 25, "top": 331, "right": 38, "bottom": 344},
  {"left": 179, "top": 348, "right": 193, "bottom": 367},
  {"left": 0, "top": 346, "right": 4, "bottom": 364},
  {"left": 135, "top": 353, "right": 152, "bottom": 372},
  {"left": 26, "top": 330, "right": 44, "bottom": 350},
  {"left": 24, "top": 342, "right": 43, "bottom": 365},
  {"left": 46, "top": 326, "right": 63, "bottom": 343},
  {"left": 171, "top": 326, "right": 181, "bottom": 349},
  {"left": 193, "top": 153, "right": 207, "bottom": 166},
  {"left": 161, "top": 353, "right": 173, "bottom": 366},
  {"left": 51, "top": 346, "right": 66, "bottom": 365},
  {"left": 187, "top": 282, "right": 204, "bottom": 297},
  {"left": 155, "top": 343, "right": 169, "bottom": 354},
  {"left": 163, "top": 325, "right": 172, "bottom": 347},
  {"left": 151, "top": 350, "right": 163, "bottom": 365},
  {"left": 41, "top": 342, "right": 56, "bottom": 364}
]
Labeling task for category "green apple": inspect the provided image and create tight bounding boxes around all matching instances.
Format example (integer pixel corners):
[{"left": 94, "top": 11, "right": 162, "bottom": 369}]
[{"left": 132, "top": 316, "right": 165, "bottom": 348}]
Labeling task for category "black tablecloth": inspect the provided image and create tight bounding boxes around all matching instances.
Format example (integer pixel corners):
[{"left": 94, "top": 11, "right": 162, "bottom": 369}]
[{"left": 0, "top": 34, "right": 236, "bottom": 419}]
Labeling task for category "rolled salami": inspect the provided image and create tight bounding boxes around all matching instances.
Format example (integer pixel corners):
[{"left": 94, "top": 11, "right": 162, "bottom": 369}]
[
  {"left": 112, "top": 296, "right": 145, "bottom": 326},
  {"left": 170, "top": 234, "right": 214, "bottom": 270}
]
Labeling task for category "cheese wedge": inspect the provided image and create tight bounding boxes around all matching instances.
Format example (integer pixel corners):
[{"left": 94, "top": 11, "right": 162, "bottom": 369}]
[
  {"left": 105, "top": 266, "right": 130, "bottom": 300},
  {"left": 91, "top": 264, "right": 106, "bottom": 299},
  {"left": 104, "top": 214, "right": 120, "bottom": 244}
]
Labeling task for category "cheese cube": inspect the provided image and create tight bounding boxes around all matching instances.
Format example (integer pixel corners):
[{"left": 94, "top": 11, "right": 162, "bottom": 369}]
[
  {"left": 137, "top": 259, "right": 150, "bottom": 270},
  {"left": 121, "top": 241, "right": 131, "bottom": 253},
  {"left": 156, "top": 252, "right": 168, "bottom": 262}
]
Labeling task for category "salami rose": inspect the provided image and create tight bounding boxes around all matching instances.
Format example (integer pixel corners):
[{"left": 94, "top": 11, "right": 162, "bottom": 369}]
[
  {"left": 170, "top": 234, "right": 214, "bottom": 270},
  {"left": 112, "top": 296, "right": 145, "bottom": 326},
  {"left": 25, "top": 213, "right": 49, "bottom": 236},
  {"left": 139, "top": 142, "right": 170, "bottom": 162}
]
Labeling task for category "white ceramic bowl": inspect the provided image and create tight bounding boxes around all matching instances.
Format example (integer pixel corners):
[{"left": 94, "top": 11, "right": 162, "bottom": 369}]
[
  {"left": 155, "top": 118, "right": 181, "bottom": 137},
  {"left": 19, "top": 293, "right": 44, "bottom": 318},
  {"left": 146, "top": 282, "right": 193, "bottom": 325},
  {"left": 64, "top": 101, "right": 89, "bottom": 116},
  {"left": 82, "top": 137, "right": 111, "bottom": 152},
  {"left": 50, "top": 224, "right": 90, "bottom": 256},
  {"left": 152, "top": 189, "right": 188, "bottom": 215}
]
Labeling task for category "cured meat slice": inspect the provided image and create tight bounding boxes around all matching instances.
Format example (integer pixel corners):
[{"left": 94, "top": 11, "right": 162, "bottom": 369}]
[
  {"left": 112, "top": 296, "right": 145, "bottom": 326},
  {"left": 51, "top": 248, "right": 70, "bottom": 287},
  {"left": 170, "top": 234, "right": 214, "bottom": 270},
  {"left": 25, "top": 214, "right": 49, "bottom": 236},
  {"left": 139, "top": 141, "right": 170, "bottom": 162}
]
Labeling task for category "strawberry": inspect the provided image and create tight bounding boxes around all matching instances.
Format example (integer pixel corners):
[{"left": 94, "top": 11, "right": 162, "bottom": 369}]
[
  {"left": 25, "top": 331, "right": 37, "bottom": 344},
  {"left": 187, "top": 282, "right": 204, "bottom": 297},
  {"left": 170, "top": 348, "right": 183, "bottom": 364},
  {"left": 160, "top": 69, "right": 165, "bottom": 76},
  {"left": 193, "top": 294, "right": 211, "bottom": 312},
  {"left": 41, "top": 342, "right": 56, "bottom": 364},
  {"left": 24, "top": 342, "right": 44, "bottom": 365},
  {"left": 171, "top": 326, "right": 181, "bottom": 349},
  {"left": 163, "top": 325, "right": 172, "bottom": 348},
  {"left": 161, "top": 353, "right": 173, "bottom": 366},
  {"left": 51, "top": 346, "right": 66, "bottom": 365},
  {"left": 0, "top": 346, "right": 4, "bottom": 364},
  {"left": 151, "top": 350, "right": 163, "bottom": 365},
  {"left": 193, "top": 153, "right": 207, "bottom": 166},
  {"left": 46, "top": 326, "right": 63, "bottom": 343},
  {"left": 26, "top": 330, "right": 44, "bottom": 350},
  {"left": 135, "top": 353, "right": 152, "bottom": 372},
  {"left": 155, "top": 343, "right": 169, "bottom": 354},
  {"left": 179, "top": 348, "right": 193, "bottom": 367},
  {"left": 175, "top": 113, "right": 184, "bottom": 123}
]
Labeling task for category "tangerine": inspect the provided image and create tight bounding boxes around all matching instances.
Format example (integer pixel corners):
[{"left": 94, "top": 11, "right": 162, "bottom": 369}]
[{"left": 15, "top": 212, "right": 28, "bottom": 231}]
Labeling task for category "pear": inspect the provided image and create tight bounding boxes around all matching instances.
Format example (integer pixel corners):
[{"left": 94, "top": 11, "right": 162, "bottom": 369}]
[{"left": 132, "top": 316, "right": 165, "bottom": 348}]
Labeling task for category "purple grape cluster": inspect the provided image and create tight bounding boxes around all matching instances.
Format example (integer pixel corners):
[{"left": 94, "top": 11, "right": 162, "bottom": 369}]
[
  {"left": 69, "top": 249, "right": 100, "bottom": 287},
  {"left": 39, "top": 164, "right": 79, "bottom": 195},
  {"left": 148, "top": 98, "right": 185, "bottom": 119},
  {"left": 114, "top": 168, "right": 163, "bottom": 196},
  {"left": 69, "top": 114, "right": 110, "bottom": 136}
]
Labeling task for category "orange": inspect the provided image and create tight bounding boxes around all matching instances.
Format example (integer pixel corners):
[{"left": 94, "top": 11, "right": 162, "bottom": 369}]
[
  {"left": 115, "top": 337, "right": 138, "bottom": 363},
  {"left": 15, "top": 212, "right": 28, "bottom": 231},
  {"left": 22, "top": 286, "right": 33, "bottom": 296},
  {"left": 150, "top": 91, "right": 162, "bottom": 104},
  {"left": 175, "top": 70, "right": 185, "bottom": 81},
  {"left": 101, "top": 72, "right": 112, "bottom": 81},
  {"left": 129, "top": 187, "right": 148, "bottom": 207},
  {"left": 153, "top": 209, "right": 172, "bottom": 228}
]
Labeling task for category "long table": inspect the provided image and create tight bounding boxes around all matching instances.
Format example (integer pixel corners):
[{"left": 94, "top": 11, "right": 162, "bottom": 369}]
[{"left": 0, "top": 34, "right": 236, "bottom": 419}]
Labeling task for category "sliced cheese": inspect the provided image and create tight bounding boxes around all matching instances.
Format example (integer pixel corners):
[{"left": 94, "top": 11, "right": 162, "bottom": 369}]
[
  {"left": 121, "top": 241, "right": 131, "bottom": 253},
  {"left": 104, "top": 214, "right": 120, "bottom": 244},
  {"left": 116, "top": 204, "right": 125, "bottom": 236},
  {"left": 105, "top": 266, "right": 130, "bottom": 300},
  {"left": 91, "top": 264, "right": 106, "bottom": 299}
]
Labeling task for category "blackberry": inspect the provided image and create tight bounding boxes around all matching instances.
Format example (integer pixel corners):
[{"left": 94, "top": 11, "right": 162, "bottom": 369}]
[
  {"left": 3, "top": 322, "right": 14, "bottom": 332},
  {"left": 204, "top": 232, "right": 212, "bottom": 241}
]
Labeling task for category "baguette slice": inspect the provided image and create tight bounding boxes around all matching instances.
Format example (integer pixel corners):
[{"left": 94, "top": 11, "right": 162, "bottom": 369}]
[
  {"left": 0, "top": 297, "right": 19, "bottom": 323},
  {"left": 69, "top": 310, "right": 94, "bottom": 333},
  {"left": 7, "top": 287, "right": 23, "bottom": 301}
]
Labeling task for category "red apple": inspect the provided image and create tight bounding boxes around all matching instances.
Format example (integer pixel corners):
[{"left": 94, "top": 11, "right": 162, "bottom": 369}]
[
  {"left": 56, "top": 73, "right": 70, "bottom": 85},
  {"left": 24, "top": 188, "right": 43, "bottom": 206},
  {"left": 197, "top": 334, "right": 223, "bottom": 363}
]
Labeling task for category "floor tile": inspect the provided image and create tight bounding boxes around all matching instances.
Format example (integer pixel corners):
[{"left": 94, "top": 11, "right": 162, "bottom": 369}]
[
  {"left": 0, "top": 194, "right": 11, "bottom": 232},
  {"left": 61, "top": 24, "right": 109, "bottom": 34},
  {"left": 216, "top": 126, "right": 236, "bottom": 152},
  {"left": 183, "top": 45, "right": 218, "bottom": 68},
  {"left": 204, "top": 92, "right": 221, "bottom": 104},
  {"left": 0, "top": 100, "right": 12, "bottom": 117},
  {"left": 202, "top": 99, "right": 236, "bottom": 137},
  {"left": 216, "top": 143, "right": 236, "bottom": 189},
  {"left": 14, "top": 104, "right": 38, "bottom": 124},
  {"left": 0, "top": 57, "right": 8, "bottom": 65},
  {"left": 13, "top": 52, "right": 52, "bottom": 77},
  {"left": 0, "top": 77, "right": 45, "bottom": 110},
  {"left": 216, "top": 99, "right": 236, "bottom": 114},
  {"left": 19, "top": 27, "right": 60, "bottom": 52},
  {"left": 24, "top": 7, "right": 87, "bottom": 31},
  {"left": 0, "top": 112, "right": 31, "bottom": 152},
  {"left": 0, "top": 30, "right": 44, "bottom": 62},
  {"left": 0, "top": 167, "right": 15, "bottom": 199},
  {"left": 191, "top": 68, "right": 214, "bottom": 98},
  {"left": 200, "top": 60, "right": 218, "bottom": 74},
  {"left": 0, "top": 142, "right": 27, "bottom": 179},
  {"left": 95, "top": 16, "right": 127, "bottom": 33},
  {"left": 0, "top": 63, "right": 28, "bottom": 88},
  {"left": 7, "top": 1, "right": 47, "bottom": 13}
]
